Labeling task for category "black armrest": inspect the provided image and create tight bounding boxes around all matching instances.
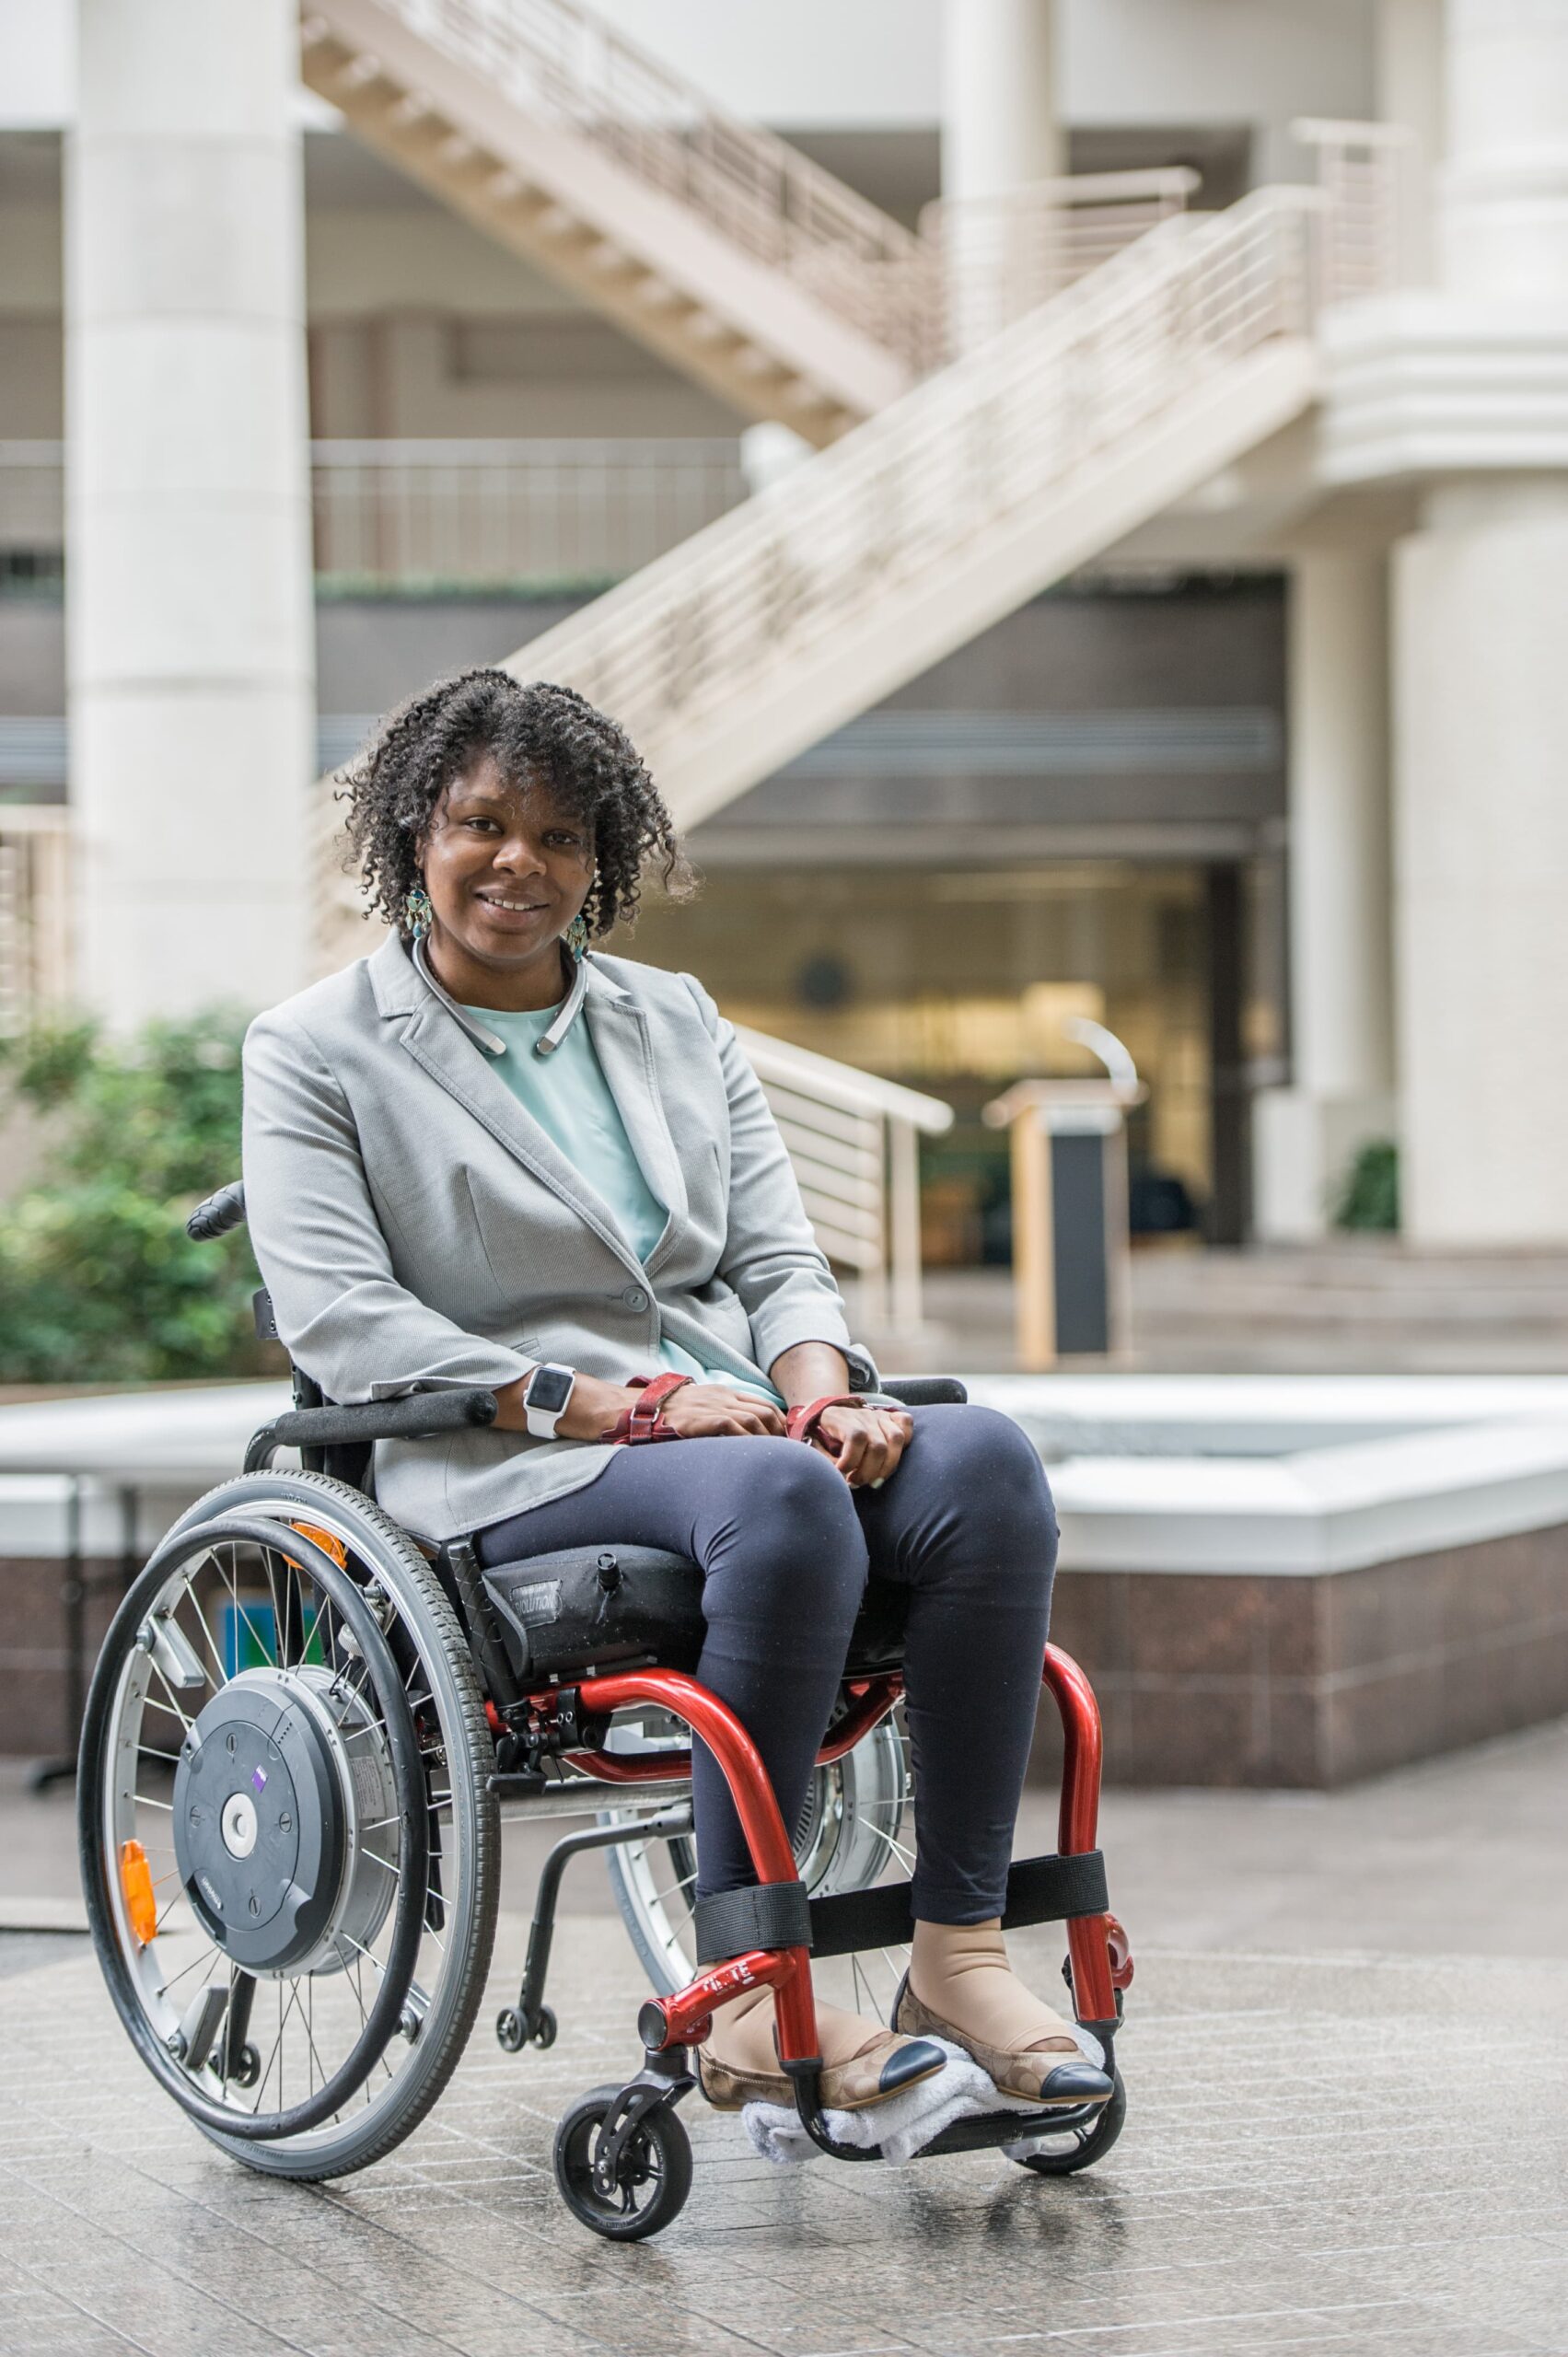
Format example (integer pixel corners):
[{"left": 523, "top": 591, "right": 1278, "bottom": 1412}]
[
  {"left": 188, "top": 1179, "right": 247, "bottom": 1241},
  {"left": 878, "top": 1376, "right": 969, "bottom": 1406},
  {"left": 246, "top": 1387, "right": 498, "bottom": 1471}
]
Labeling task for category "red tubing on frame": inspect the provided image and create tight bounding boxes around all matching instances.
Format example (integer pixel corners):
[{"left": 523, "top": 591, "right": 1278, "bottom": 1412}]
[
  {"left": 1040, "top": 1643, "right": 1119, "bottom": 2026},
  {"left": 556, "top": 1671, "right": 903, "bottom": 1787},
  {"left": 573, "top": 1667, "right": 819, "bottom": 2061}
]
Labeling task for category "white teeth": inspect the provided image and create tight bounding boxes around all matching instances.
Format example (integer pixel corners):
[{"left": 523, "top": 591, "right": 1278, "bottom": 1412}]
[{"left": 484, "top": 897, "right": 544, "bottom": 912}]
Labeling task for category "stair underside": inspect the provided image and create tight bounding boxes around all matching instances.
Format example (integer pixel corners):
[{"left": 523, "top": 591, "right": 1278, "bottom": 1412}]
[{"left": 303, "top": 0, "right": 912, "bottom": 443}]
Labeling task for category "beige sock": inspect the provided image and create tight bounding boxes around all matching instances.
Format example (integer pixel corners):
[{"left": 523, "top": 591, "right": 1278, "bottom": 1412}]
[
  {"left": 704, "top": 1984, "right": 899, "bottom": 2075},
  {"left": 910, "top": 1920, "right": 1081, "bottom": 2056}
]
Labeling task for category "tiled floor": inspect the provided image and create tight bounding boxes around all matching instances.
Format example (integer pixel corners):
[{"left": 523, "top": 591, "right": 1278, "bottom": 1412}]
[
  {"left": 6, "top": 1721, "right": 1568, "bottom": 2355},
  {"left": 1, "top": 1918, "right": 1565, "bottom": 2356}
]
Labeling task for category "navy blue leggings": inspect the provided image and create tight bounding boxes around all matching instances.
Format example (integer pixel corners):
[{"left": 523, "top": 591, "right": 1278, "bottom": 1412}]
[{"left": 476, "top": 1404, "right": 1058, "bottom": 1922}]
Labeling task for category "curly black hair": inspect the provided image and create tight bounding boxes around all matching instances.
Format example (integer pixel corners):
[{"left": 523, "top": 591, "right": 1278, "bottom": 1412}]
[{"left": 338, "top": 669, "right": 692, "bottom": 940}]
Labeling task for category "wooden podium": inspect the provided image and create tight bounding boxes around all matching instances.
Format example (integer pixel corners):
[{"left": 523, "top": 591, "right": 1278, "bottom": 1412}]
[{"left": 983, "top": 1028, "right": 1145, "bottom": 1369}]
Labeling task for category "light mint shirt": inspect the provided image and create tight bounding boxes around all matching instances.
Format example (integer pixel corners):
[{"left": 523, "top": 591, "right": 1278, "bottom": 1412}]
[{"left": 463, "top": 996, "right": 785, "bottom": 1406}]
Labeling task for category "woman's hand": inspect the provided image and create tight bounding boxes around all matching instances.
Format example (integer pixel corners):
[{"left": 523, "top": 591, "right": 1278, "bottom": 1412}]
[
  {"left": 808, "top": 1401, "right": 912, "bottom": 1490},
  {"left": 656, "top": 1382, "right": 787, "bottom": 1440}
]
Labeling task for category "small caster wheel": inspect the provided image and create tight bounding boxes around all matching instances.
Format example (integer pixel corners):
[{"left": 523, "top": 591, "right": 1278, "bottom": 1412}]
[
  {"left": 1012, "top": 2071, "right": 1126, "bottom": 2177},
  {"left": 225, "top": 2043, "right": 261, "bottom": 2091},
  {"left": 496, "top": 2007, "right": 527, "bottom": 2053},
  {"left": 554, "top": 2084, "right": 692, "bottom": 2242},
  {"left": 530, "top": 2005, "right": 558, "bottom": 2050}
]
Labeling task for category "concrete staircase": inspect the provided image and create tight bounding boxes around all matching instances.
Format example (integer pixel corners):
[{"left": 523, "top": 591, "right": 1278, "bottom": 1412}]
[{"left": 300, "top": 0, "right": 923, "bottom": 442}]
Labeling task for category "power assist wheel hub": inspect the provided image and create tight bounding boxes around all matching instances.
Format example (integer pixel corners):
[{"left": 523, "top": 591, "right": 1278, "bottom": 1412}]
[{"left": 172, "top": 1667, "right": 397, "bottom": 1975}]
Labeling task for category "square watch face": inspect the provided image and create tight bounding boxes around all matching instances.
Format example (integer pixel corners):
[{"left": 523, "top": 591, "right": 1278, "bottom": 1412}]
[{"left": 527, "top": 1364, "right": 574, "bottom": 1416}]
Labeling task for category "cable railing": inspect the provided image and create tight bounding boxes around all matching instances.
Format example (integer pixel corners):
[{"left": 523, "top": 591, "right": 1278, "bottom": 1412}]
[
  {"left": 0, "top": 808, "right": 71, "bottom": 1039},
  {"left": 310, "top": 436, "right": 746, "bottom": 585},
  {"left": 922, "top": 168, "right": 1202, "bottom": 357},
  {"left": 0, "top": 439, "right": 749, "bottom": 589},
  {"left": 1293, "top": 117, "right": 1413, "bottom": 302}
]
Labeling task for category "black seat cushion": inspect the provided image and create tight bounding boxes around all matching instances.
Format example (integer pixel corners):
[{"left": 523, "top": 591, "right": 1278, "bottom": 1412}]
[{"left": 481, "top": 1539, "right": 909, "bottom": 1684}]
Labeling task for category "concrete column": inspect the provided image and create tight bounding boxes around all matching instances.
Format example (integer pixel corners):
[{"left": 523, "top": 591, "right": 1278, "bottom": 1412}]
[
  {"left": 66, "top": 0, "right": 315, "bottom": 1026},
  {"left": 1395, "top": 482, "right": 1568, "bottom": 1242},
  {"left": 1254, "top": 555, "right": 1396, "bottom": 1240},
  {"left": 1440, "top": 0, "right": 1568, "bottom": 296},
  {"left": 1390, "top": 0, "right": 1568, "bottom": 1243},
  {"left": 941, "top": 0, "right": 1060, "bottom": 351},
  {"left": 941, "top": 0, "right": 1062, "bottom": 203},
  {"left": 1377, "top": 0, "right": 1445, "bottom": 282}
]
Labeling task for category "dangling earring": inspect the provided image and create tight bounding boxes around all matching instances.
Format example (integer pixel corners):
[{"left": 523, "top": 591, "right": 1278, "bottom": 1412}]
[
  {"left": 564, "top": 911, "right": 589, "bottom": 959},
  {"left": 404, "top": 881, "right": 433, "bottom": 940}
]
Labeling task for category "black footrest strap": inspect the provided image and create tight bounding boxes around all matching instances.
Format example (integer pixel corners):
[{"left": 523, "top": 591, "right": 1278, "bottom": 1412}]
[
  {"left": 807, "top": 1850, "right": 1109, "bottom": 1961},
  {"left": 693, "top": 1879, "right": 814, "bottom": 1964}
]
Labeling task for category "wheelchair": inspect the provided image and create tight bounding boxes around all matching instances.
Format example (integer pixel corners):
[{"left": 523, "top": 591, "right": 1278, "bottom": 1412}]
[{"left": 77, "top": 1179, "right": 1133, "bottom": 2241}]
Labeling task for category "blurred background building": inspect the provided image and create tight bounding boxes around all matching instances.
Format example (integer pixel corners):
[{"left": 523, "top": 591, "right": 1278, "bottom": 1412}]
[{"left": 2, "top": 0, "right": 1565, "bottom": 1319}]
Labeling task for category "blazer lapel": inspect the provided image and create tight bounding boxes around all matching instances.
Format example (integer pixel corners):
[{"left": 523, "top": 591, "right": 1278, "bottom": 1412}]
[
  {"left": 583, "top": 981, "right": 690, "bottom": 1277},
  {"left": 395, "top": 991, "right": 647, "bottom": 1283}
]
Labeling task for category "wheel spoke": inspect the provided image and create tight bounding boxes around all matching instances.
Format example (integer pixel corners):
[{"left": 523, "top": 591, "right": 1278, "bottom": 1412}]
[
  {"left": 178, "top": 1576, "right": 228, "bottom": 1689},
  {"left": 145, "top": 1659, "right": 196, "bottom": 1735}
]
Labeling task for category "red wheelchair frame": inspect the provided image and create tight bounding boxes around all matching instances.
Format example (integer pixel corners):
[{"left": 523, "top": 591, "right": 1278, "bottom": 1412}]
[{"left": 511, "top": 1639, "right": 1132, "bottom": 2189}]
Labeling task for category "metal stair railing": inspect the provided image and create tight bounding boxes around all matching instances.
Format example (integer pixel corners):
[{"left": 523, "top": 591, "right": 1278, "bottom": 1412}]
[
  {"left": 923, "top": 167, "right": 1201, "bottom": 357},
  {"left": 0, "top": 808, "right": 72, "bottom": 1039},
  {"left": 732, "top": 1026, "right": 952, "bottom": 1337},
  {"left": 308, "top": 436, "right": 747, "bottom": 586}
]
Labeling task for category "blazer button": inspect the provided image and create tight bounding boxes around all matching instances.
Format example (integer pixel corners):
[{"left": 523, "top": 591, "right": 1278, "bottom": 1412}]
[{"left": 622, "top": 1284, "right": 649, "bottom": 1313}]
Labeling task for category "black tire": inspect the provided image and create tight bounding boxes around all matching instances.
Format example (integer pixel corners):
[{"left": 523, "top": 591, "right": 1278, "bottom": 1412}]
[
  {"left": 554, "top": 2084, "right": 693, "bottom": 2242},
  {"left": 1012, "top": 2070, "right": 1126, "bottom": 2177},
  {"left": 80, "top": 1469, "right": 499, "bottom": 2182}
]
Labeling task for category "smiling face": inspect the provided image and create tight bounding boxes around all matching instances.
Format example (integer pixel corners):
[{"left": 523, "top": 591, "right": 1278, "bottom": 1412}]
[{"left": 418, "top": 753, "right": 596, "bottom": 1008}]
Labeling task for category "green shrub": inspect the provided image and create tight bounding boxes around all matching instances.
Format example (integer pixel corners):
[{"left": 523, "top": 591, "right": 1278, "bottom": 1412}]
[
  {"left": 1330, "top": 1137, "right": 1400, "bottom": 1233},
  {"left": 0, "top": 1010, "right": 272, "bottom": 1384}
]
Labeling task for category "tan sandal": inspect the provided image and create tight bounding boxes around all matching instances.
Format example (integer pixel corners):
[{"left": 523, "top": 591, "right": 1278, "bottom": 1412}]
[
  {"left": 697, "top": 2026, "right": 946, "bottom": 2114},
  {"left": 894, "top": 1974, "right": 1112, "bottom": 2108}
]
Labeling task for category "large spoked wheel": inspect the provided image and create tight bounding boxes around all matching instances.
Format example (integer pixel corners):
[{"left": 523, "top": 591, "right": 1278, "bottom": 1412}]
[
  {"left": 1011, "top": 2070, "right": 1126, "bottom": 2176},
  {"left": 78, "top": 1470, "right": 499, "bottom": 2180},
  {"left": 553, "top": 2084, "right": 693, "bottom": 2242},
  {"left": 603, "top": 1705, "right": 914, "bottom": 2020}
]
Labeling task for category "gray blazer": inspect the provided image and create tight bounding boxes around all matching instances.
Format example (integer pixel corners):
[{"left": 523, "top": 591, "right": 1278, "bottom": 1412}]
[{"left": 241, "top": 934, "right": 879, "bottom": 1543}]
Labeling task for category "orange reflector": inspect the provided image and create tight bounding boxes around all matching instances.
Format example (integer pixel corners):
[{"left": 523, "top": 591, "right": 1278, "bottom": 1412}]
[
  {"left": 119, "top": 1838, "right": 157, "bottom": 1945},
  {"left": 290, "top": 1521, "right": 347, "bottom": 1568}
]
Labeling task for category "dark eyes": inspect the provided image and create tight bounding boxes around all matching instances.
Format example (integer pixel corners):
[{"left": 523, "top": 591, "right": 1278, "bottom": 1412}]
[{"left": 461, "top": 816, "right": 583, "bottom": 849}]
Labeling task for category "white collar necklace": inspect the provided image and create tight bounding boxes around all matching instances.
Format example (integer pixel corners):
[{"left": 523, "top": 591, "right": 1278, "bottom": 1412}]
[{"left": 412, "top": 934, "right": 590, "bottom": 1060}]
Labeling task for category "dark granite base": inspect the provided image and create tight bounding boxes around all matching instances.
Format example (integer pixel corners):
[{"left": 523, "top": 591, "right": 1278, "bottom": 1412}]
[
  {"left": 0, "top": 1556, "right": 124, "bottom": 1762},
  {"left": 1036, "top": 1521, "right": 1568, "bottom": 1786},
  {"left": 6, "top": 1520, "right": 1568, "bottom": 1785}
]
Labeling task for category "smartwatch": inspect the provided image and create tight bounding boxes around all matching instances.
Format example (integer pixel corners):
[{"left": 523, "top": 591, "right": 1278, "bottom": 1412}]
[{"left": 522, "top": 1361, "right": 576, "bottom": 1439}]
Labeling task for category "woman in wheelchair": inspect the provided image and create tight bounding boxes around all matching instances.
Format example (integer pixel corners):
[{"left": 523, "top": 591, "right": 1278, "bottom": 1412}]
[{"left": 239, "top": 668, "right": 1112, "bottom": 2125}]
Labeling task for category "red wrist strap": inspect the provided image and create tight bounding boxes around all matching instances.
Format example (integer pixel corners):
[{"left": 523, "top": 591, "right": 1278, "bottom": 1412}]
[
  {"left": 601, "top": 1371, "right": 692, "bottom": 1445},
  {"left": 784, "top": 1393, "right": 865, "bottom": 1447}
]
